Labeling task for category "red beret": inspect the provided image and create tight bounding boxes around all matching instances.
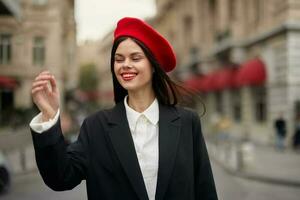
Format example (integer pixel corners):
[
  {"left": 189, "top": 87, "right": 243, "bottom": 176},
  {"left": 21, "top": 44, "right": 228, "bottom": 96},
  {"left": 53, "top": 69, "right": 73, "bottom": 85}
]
[{"left": 113, "top": 17, "right": 176, "bottom": 72}]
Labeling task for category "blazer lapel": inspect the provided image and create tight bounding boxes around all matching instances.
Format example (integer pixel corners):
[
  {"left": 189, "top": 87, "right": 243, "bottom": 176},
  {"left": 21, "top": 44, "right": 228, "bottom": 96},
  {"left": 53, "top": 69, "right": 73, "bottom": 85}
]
[
  {"left": 155, "top": 104, "right": 181, "bottom": 200},
  {"left": 107, "top": 102, "right": 149, "bottom": 200}
]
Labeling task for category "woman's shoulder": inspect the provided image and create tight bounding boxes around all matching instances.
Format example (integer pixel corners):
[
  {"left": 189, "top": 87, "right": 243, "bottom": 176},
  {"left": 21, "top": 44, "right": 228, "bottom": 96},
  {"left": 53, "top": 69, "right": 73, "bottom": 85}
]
[
  {"left": 174, "top": 106, "right": 202, "bottom": 131},
  {"left": 174, "top": 106, "right": 200, "bottom": 121}
]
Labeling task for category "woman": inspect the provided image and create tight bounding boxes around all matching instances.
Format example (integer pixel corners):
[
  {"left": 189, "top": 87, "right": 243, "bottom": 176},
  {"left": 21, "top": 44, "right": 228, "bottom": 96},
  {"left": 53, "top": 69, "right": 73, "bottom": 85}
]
[{"left": 30, "top": 17, "right": 218, "bottom": 200}]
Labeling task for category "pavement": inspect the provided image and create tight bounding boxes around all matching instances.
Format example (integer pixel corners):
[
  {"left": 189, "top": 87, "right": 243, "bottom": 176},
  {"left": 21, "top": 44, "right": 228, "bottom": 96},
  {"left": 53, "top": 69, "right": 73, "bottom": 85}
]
[
  {"left": 0, "top": 125, "right": 32, "bottom": 152},
  {"left": 207, "top": 139, "right": 300, "bottom": 187},
  {"left": 1, "top": 125, "right": 300, "bottom": 187},
  {"left": 0, "top": 125, "right": 36, "bottom": 175}
]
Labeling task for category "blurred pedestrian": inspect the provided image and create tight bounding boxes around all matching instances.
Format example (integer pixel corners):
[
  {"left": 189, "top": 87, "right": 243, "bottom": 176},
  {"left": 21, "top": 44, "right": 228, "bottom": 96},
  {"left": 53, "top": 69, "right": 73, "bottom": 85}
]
[
  {"left": 274, "top": 113, "right": 287, "bottom": 151},
  {"left": 29, "top": 17, "right": 218, "bottom": 200},
  {"left": 293, "top": 116, "right": 300, "bottom": 151}
]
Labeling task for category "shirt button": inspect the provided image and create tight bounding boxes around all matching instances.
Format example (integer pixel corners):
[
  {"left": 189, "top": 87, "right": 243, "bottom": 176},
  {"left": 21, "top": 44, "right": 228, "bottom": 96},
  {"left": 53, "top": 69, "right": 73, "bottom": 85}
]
[{"left": 141, "top": 116, "right": 147, "bottom": 122}]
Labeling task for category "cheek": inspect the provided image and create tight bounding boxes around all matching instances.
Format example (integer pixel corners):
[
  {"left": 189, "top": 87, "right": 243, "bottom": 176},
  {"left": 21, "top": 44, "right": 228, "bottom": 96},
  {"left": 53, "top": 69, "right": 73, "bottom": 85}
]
[{"left": 137, "top": 68, "right": 153, "bottom": 85}]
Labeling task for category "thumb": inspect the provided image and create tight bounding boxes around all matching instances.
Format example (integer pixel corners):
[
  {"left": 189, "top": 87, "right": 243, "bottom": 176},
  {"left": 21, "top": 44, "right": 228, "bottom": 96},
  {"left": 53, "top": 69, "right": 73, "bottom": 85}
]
[
  {"left": 45, "top": 81, "right": 52, "bottom": 95},
  {"left": 49, "top": 75, "right": 58, "bottom": 93}
]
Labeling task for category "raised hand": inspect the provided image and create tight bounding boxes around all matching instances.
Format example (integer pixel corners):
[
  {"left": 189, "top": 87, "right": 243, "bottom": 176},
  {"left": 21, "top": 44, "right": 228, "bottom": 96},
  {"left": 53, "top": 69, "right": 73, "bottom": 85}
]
[{"left": 31, "top": 70, "right": 60, "bottom": 122}]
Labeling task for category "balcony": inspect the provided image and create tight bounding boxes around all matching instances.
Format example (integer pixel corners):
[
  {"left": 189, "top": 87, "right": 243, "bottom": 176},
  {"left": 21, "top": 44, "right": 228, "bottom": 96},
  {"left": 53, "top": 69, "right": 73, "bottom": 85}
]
[{"left": 0, "top": 0, "right": 21, "bottom": 20}]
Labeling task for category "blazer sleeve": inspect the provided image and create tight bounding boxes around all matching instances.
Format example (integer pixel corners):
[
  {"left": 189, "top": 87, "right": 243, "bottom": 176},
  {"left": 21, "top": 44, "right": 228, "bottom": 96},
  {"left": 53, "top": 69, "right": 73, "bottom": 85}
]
[
  {"left": 192, "top": 111, "right": 218, "bottom": 200},
  {"left": 30, "top": 117, "right": 89, "bottom": 191}
]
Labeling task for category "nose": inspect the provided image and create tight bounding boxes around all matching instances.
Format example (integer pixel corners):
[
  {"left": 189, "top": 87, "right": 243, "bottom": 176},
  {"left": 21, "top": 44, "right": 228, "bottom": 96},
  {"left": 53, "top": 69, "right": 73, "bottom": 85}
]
[{"left": 122, "top": 58, "right": 133, "bottom": 69}]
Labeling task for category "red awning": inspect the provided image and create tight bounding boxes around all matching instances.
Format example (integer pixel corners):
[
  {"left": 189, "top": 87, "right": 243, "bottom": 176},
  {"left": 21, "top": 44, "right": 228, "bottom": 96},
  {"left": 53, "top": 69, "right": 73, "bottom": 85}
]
[
  {"left": 198, "top": 69, "right": 236, "bottom": 92},
  {"left": 183, "top": 70, "right": 233, "bottom": 92},
  {"left": 184, "top": 75, "right": 203, "bottom": 91},
  {"left": 183, "top": 59, "right": 266, "bottom": 92},
  {"left": 199, "top": 73, "right": 216, "bottom": 92},
  {"left": 214, "top": 68, "right": 237, "bottom": 91},
  {"left": 0, "top": 76, "right": 18, "bottom": 89},
  {"left": 235, "top": 59, "right": 266, "bottom": 86}
]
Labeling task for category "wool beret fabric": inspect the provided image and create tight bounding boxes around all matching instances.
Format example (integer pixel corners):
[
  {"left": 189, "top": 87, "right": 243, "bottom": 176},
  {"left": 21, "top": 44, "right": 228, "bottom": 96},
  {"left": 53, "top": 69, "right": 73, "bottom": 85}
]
[{"left": 114, "top": 17, "right": 176, "bottom": 72}]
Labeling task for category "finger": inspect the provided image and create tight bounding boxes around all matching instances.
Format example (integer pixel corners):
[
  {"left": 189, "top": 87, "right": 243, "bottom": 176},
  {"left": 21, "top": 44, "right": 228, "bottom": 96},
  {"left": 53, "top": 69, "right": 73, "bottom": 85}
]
[
  {"left": 32, "top": 80, "right": 49, "bottom": 88},
  {"left": 49, "top": 75, "right": 57, "bottom": 92},
  {"left": 45, "top": 82, "right": 52, "bottom": 94},
  {"left": 31, "top": 86, "right": 45, "bottom": 95},
  {"left": 35, "top": 74, "right": 52, "bottom": 81},
  {"left": 36, "top": 73, "right": 51, "bottom": 78},
  {"left": 35, "top": 71, "right": 50, "bottom": 79},
  {"left": 39, "top": 70, "right": 51, "bottom": 76}
]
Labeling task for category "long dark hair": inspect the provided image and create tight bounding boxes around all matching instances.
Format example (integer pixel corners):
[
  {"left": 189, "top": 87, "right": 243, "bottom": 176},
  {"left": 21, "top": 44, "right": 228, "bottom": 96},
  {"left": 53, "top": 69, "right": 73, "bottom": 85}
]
[
  {"left": 110, "top": 36, "right": 206, "bottom": 115},
  {"left": 111, "top": 36, "right": 181, "bottom": 106}
]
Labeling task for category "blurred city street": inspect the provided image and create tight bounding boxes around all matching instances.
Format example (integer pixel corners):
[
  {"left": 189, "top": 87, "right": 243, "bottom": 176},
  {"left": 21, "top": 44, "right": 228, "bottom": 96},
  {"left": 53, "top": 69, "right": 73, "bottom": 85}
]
[
  {"left": 0, "top": 125, "right": 300, "bottom": 199},
  {"left": 1, "top": 154, "right": 300, "bottom": 200},
  {"left": 1, "top": 172, "right": 86, "bottom": 200},
  {"left": 2, "top": 0, "right": 300, "bottom": 199},
  {"left": 212, "top": 160, "right": 300, "bottom": 200},
  {"left": 0, "top": 124, "right": 300, "bottom": 200}
]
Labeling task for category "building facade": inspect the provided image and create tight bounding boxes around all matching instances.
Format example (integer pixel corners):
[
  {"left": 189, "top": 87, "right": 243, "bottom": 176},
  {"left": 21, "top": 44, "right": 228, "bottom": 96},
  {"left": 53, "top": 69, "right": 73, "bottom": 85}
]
[
  {"left": 97, "top": 31, "right": 114, "bottom": 108},
  {"left": 77, "top": 37, "right": 114, "bottom": 108},
  {"left": 152, "top": 0, "right": 300, "bottom": 145},
  {"left": 0, "top": 0, "right": 77, "bottom": 124}
]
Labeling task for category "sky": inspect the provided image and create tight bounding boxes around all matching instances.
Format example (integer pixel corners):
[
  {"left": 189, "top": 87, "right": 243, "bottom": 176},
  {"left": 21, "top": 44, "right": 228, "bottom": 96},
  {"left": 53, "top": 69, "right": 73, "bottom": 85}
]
[{"left": 75, "top": 0, "right": 157, "bottom": 42}]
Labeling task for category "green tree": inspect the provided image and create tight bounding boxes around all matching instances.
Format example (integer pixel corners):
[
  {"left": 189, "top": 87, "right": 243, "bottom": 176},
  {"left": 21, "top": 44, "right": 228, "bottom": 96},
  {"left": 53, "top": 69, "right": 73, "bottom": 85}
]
[{"left": 78, "top": 63, "right": 99, "bottom": 91}]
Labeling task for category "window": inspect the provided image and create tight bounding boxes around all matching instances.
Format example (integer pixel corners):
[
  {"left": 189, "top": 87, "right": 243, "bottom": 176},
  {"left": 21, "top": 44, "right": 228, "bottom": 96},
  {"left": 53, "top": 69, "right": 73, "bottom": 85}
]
[
  {"left": 252, "top": 87, "right": 267, "bottom": 122},
  {"left": 0, "top": 34, "right": 12, "bottom": 65},
  {"left": 231, "top": 89, "right": 242, "bottom": 122},
  {"left": 209, "top": 0, "right": 216, "bottom": 11},
  {"left": 32, "top": 0, "right": 48, "bottom": 5},
  {"left": 33, "top": 37, "right": 45, "bottom": 66}
]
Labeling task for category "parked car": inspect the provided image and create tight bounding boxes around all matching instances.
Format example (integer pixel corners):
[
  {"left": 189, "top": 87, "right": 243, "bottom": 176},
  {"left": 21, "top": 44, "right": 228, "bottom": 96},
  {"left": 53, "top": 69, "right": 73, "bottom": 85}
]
[{"left": 0, "top": 151, "right": 10, "bottom": 194}]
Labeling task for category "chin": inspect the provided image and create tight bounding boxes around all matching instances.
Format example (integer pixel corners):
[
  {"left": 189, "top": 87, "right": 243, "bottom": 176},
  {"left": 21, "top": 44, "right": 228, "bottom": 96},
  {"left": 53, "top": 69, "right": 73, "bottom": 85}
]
[
  {"left": 117, "top": 79, "right": 137, "bottom": 90},
  {"left": 121, "top": 84, "right": 139, "bottom": 91},
  {"left": 117, "top": 78, "right": 152, "bottom": 93}
]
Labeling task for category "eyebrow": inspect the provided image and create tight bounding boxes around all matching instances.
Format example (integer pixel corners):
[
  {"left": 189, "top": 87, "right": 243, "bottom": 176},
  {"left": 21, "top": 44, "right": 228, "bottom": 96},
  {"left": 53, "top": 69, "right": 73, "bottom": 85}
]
[{"left": 115, "top": 52, "right": 144, "bottom": 57}]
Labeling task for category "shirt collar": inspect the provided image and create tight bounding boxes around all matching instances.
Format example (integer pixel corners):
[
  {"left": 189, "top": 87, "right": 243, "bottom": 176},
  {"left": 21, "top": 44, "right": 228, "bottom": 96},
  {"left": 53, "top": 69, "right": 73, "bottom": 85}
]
[{"left": 124, "top": 95, "right": 159, "bottom": 129}]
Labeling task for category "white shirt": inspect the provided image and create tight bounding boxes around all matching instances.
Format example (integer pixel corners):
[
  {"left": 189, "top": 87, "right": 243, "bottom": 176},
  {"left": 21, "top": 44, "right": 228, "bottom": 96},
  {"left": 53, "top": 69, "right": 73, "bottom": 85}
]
[
  {"left": 29, "top": 96, "right": 159, "bottom": 200},
  {"left": 29, "top": 109, "right": 60, "bottom": 133},
  {"left": 124, "top": 96, "right": 159, "bottom": 200}
]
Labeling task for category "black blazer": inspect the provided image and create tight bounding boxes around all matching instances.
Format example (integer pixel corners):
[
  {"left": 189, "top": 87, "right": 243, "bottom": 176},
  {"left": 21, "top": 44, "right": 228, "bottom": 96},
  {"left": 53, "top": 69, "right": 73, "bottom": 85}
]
[{"left": 30, "top": 101, "right": 218, "bottom": 200}]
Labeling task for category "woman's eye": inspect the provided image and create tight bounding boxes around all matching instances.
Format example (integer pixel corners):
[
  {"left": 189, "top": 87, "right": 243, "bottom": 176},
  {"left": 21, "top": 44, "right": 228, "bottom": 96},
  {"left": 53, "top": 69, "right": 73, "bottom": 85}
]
[
  {"left": 115, "top": 58, "right": 124, "bottom": 62},
  {"left": 132, "top": 57, "right": 142, "bottom": 61}
]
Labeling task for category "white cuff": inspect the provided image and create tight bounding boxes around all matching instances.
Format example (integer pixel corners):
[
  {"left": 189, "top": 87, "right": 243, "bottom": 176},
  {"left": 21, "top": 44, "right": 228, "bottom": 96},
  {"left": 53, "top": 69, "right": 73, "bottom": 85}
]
[{"left": 29, "top": 109, "right": 60, "bottom": 134}]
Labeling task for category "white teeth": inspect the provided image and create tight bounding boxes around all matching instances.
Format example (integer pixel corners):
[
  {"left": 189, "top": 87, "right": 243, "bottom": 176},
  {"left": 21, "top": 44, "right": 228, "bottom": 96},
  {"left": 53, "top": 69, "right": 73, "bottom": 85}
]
[{"left": 122, "top": 73, "right": 136, "bottom": 78}]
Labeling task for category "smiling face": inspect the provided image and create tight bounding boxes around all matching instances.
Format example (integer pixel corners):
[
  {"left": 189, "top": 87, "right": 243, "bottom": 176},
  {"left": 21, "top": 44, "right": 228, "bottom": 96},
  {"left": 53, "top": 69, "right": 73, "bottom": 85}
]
[{"left": 113, "top": 38, "right": 154, "bottom": 93}]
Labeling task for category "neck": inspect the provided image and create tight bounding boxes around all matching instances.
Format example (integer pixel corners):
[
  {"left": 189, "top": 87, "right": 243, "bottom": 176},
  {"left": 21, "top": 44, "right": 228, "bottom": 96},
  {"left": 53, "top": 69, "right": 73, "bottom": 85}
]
[{"left": 127, "top": 90, "right": 156, "bottom": 113}]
